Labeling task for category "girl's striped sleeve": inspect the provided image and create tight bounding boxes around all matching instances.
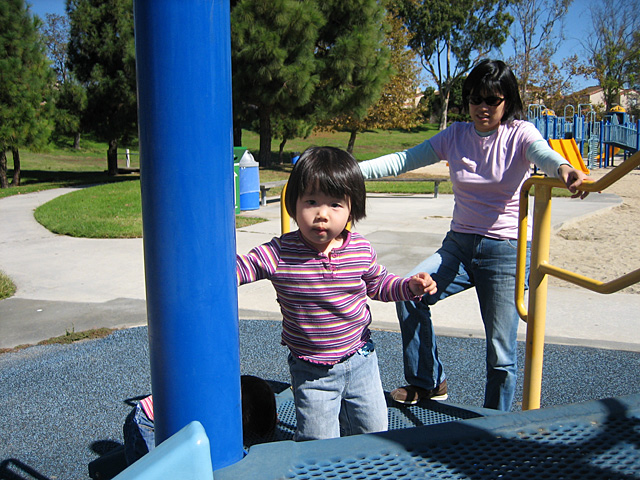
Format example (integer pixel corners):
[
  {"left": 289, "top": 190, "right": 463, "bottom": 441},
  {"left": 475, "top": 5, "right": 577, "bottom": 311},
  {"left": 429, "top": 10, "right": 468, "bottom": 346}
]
[{"left": 236, "top": 237, "right": 281, "bottom": 285}]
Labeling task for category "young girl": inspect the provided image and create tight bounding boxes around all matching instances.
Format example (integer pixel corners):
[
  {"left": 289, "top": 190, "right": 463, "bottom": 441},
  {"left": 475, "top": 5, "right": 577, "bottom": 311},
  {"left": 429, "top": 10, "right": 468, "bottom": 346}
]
[{"left": 236, "top": 146, "right": 437, "bottom": 441}]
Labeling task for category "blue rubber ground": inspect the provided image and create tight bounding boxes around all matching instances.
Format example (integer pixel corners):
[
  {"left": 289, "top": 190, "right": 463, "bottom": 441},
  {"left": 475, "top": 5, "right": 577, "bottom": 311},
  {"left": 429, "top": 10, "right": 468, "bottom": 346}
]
[{"left": 0, "top": 320, "right": 638, "bottom": 480}]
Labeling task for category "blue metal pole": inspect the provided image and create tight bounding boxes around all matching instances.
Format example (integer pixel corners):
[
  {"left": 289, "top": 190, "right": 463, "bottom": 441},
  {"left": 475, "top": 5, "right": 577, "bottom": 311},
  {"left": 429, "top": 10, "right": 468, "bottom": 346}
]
[
  {"left": 133, "top": 0, "right": 243, "bottom": 469},
  {"left": 599, "top": 120, "right": 604, "bottom": 168}
]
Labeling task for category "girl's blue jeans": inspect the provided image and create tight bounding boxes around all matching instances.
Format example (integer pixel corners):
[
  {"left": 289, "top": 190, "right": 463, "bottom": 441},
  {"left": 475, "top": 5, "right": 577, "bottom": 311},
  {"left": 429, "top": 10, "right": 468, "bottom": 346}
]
[
  {"left": 397, "top": 230, "right": 530, "bottom": 411},
  {"left": 123, "top": 401, "right": 155, "bottom": 465},
  {"left": 288, "top": 342, "right": 388, "bottom": 441}
]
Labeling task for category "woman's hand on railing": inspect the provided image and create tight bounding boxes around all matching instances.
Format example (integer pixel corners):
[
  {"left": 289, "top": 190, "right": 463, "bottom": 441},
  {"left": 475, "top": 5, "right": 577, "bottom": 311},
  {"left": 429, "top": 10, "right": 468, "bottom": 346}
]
[{"left": 557, "top": 164, "right": 592, "bottom": 199}]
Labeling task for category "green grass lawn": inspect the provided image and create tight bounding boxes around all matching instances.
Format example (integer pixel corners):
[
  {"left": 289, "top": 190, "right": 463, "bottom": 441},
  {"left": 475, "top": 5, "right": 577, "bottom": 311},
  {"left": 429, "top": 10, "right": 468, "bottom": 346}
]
[
  {"left": 34, "top": 180, "right": 267, "bottom": 238},
  {"left": 35, "top": 181, "right": 144, "bottom": 238}
]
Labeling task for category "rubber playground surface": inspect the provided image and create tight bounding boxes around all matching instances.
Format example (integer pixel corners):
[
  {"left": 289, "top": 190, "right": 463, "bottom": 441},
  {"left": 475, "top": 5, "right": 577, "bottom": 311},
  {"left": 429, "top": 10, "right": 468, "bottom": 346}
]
[{"left": 1, "top": 321, "right": 639, "bottom": 480}]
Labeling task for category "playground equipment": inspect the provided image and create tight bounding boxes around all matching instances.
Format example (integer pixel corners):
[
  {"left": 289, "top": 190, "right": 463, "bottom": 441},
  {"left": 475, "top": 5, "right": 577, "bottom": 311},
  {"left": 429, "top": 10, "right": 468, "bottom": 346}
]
[
  {"left": 133, "top": 0, "right": 243, "bottom": 470},
  {"left": 527, "top": 103, "right": 639, "bottom": 169},
  {"left": 600, "top": 106, "right": 640, "bottom": 166},
  {"left": 548, "top": 138, "right": 589, "bottom": 173},
  {"left": 115, "top": 391, "right": 640, "bottom": 479},
  {"left": 122, "top": 1, "right": 640, "bottom": 477}
]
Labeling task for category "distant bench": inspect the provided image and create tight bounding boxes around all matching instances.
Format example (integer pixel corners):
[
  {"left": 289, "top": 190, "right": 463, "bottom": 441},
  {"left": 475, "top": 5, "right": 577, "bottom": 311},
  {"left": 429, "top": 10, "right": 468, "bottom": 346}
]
[
  {"left": 260, "top": 180, "right": 288, "bottom": 206},
  {"left": 260, "top": 177, "right": 447, "bottom": 205},
  {"left": 366, "top": 177, "right": 447, "bottom": 198}
]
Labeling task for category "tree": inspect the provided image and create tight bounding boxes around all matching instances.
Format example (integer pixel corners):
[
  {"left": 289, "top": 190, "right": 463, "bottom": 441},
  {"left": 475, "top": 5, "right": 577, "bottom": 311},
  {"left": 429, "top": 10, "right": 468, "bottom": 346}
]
[
  {"left": 67, "top": 0, "right": 137, "bottom": 175},
  {"left": 41, "top": 13, "right": 70, "bottom": 82},
  {"left": 312, "top": 0, "right": 391, "bottom": 125},
  {"left": 507, "top": 0, "right": 572, "bottom": 105},
  {"left": 367, "top": 15, "right": 423, "bottom": 130},
  {"left": 583, "top": 0, "right": 640, "bottom": 111},
  {"left": 231, "top": 0, "right": 324, "bottom": 166},
  {"left": 54, "top": 78, "right": 87, "bottom": 149},
  {"left": 232, "top": 0, "right": 391, "bottom": 165},
  {"left": 530, "top": 47, "right": 581, "bottom": 112},
  {"left": 40, "top": 12, "right": 87, "bottom": 148},
  {"left": 272, "top": 116, "right": 315, "bottom": 163},
  {"left": 394, "top": 0, "right": 513, "bottom": 129},
  {"left": 0, "top": 0, "right": 54, "bottom": 188},
  {"left": 328, "top": 12, "right": 422, "bottom": 153},
  {"left": 628, "top": 31, "right": 640, "bottom": 91}
]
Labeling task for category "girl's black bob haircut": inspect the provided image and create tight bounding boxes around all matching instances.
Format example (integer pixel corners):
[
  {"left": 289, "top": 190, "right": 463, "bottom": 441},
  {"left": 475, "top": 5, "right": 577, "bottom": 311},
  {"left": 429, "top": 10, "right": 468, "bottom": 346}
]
[
  {"left": 462, "top": 59, "right": 524, "bottom": 124},
  {"left": 284, "top": 146, "right": 367, "bottom": 223}
]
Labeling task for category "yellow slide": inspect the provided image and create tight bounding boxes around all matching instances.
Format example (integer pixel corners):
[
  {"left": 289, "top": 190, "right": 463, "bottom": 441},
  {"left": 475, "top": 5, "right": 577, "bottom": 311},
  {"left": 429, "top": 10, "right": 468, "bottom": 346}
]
[
  {"left": 595, "top": 146, "right": 620, "bottom": 161},
  {"left": 548, "top": 138, "right": 590, "bottom": 174}
]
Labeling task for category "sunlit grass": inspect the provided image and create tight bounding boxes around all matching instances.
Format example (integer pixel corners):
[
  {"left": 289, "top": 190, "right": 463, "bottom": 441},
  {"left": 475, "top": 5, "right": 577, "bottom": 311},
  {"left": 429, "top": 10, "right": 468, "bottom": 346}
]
[
  {"left": 0, "top": 271, "right": 16, "bottom": 300},
  {"left": 35, "top": 181, "right": 144, "bottom": 238},
  {"left": 34, "top": 180, "right": 267, "bottom": 238}
]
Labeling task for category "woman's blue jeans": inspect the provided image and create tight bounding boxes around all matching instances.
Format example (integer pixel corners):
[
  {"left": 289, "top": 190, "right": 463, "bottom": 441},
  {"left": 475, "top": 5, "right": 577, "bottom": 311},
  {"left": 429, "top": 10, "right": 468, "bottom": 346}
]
[{"left": 397, "top": 230, "right": 530, "bottom": 411}]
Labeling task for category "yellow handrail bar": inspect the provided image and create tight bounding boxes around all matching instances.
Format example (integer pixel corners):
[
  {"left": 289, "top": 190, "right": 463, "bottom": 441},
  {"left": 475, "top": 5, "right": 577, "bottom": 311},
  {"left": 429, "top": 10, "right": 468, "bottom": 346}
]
[
  {"left": 516, "top": 151, "right": 640, "bottom": 410},
  {"left": 280, "top": 182, "right": 291, "bottom": 234}
]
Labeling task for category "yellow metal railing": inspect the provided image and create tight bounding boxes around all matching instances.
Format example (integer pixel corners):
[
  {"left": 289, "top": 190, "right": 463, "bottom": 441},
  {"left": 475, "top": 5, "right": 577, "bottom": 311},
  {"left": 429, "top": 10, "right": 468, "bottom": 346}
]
[
  {"left": 516, "top": 151, "right": 640, "bottom": 410},
  {"left": 280, "top": 183, "right": 291, "bottom": 233}
]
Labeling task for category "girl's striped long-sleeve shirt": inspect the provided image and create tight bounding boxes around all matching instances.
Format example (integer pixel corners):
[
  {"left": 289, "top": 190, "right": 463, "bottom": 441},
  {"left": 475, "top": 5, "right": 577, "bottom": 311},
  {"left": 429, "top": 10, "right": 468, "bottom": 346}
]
[{"left": 236, "top": 230, "right": 420, "bottom": 365}]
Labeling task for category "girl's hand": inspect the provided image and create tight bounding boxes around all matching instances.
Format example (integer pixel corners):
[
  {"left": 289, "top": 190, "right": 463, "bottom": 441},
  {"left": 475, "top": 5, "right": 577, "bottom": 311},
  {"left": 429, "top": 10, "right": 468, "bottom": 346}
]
[
  {"left": 558, "top": 164, "right": 592, "bottom": 199},
  {"left": 409, "top": 272, "right": 437, "bottom": 297}
]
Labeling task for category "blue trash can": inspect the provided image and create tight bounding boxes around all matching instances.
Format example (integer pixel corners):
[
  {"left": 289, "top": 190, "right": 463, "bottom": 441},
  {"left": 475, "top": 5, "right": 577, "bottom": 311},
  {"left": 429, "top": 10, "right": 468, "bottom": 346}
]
[{"left": 239, "top": 150, "right": 260, "bottom": 211}]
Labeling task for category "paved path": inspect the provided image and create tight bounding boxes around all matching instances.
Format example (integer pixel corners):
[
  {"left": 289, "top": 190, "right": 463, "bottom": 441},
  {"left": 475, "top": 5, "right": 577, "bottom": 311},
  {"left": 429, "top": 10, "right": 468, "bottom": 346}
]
[{"left": 1, "top": 188, "right": 639, "bottom": 352}]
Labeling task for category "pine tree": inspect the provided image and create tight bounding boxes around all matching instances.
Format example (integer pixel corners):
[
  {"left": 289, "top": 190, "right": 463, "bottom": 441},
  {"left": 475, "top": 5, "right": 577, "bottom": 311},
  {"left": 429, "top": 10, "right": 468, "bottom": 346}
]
[
  {"left": 40, "top": 13, "right": 87, "bottom": 149},
  {"left": 0, "top": 0, "right": 54, "bottom": 188},
  {"left": 67, "top": 0, "right": 137, "bottom": 175},
  {"left": 231, "top": 0, "right": 324, "bottom": 166},
  {"left": 327, "top": 13, "right": 422, "bottom": 153},
  {"left": 232, "top": 0, "right": 391, "bottom": 165},
  {"left": 313, "top": 0, "right": 391, "bottom": 128}
]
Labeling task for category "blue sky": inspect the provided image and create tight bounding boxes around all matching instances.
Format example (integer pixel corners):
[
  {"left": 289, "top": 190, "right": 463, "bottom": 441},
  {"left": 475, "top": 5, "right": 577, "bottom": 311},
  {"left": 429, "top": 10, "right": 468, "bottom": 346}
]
[
  {"left": 30, "top": 0, "right": 65, "bottom": 17},
  {"left": 497, "top": 0, "right": 594, "bottom": 90},
  {"left": 29, "top": 0, "right": 595, "bottom": 91}
]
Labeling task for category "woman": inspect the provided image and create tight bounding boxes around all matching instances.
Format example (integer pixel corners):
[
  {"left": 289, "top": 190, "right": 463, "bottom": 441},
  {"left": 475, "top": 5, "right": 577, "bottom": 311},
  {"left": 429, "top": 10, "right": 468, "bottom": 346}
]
[{"left": 359, "top": 59, "right": 590, "bottom": 411}]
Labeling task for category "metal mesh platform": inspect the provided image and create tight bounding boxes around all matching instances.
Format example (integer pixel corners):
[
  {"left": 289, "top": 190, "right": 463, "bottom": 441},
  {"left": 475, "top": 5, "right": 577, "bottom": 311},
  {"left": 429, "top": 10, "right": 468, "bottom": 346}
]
[
  {"left": 219, "top": 393, "right": 640, "bottom": 480},
  {"left": 243, "top": 388, "right": 495, "bottom": 447}
]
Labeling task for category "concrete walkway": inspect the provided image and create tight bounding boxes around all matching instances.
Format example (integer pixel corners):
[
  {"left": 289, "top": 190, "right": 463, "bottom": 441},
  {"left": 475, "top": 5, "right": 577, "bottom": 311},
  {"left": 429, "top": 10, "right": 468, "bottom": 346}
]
[{"left": 1, "top": 187, "right": 639, "bottom": 352}]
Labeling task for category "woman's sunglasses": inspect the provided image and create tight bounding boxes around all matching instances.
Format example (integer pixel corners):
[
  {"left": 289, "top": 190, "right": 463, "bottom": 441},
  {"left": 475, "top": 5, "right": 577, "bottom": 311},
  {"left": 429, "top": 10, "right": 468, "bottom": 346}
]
[{"left": 468, "top": 95, "right": 505, "bottom": 107}]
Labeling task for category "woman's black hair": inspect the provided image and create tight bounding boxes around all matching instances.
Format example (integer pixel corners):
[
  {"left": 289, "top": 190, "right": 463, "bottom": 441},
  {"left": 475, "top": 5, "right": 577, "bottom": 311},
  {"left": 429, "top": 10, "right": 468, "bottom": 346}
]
[
  {"left": 462, "top": 59, "right": 524, "bottom": 123},
  {"left": 284, "top": 146, "right": 366, "bottom": 223}
]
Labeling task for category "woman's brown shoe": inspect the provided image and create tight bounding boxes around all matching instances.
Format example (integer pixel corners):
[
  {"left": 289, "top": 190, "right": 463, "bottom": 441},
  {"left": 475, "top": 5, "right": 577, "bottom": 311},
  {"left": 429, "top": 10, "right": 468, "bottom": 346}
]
[{"left": 390, "top": 380, "right": 448, "bottom": 405}]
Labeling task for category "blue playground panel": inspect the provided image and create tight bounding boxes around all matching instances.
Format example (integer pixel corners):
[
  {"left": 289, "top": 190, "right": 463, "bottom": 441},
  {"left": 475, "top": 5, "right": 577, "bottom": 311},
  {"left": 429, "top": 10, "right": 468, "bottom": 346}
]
[
  {"left": 113, "top": 421, "right": 213, "bottom": 480},
  {"left": 114, "top": 390, "right": 640, "bottom": 479},
  {"left": 219, "top": 392, "right": 640, "bottom": 479}
]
